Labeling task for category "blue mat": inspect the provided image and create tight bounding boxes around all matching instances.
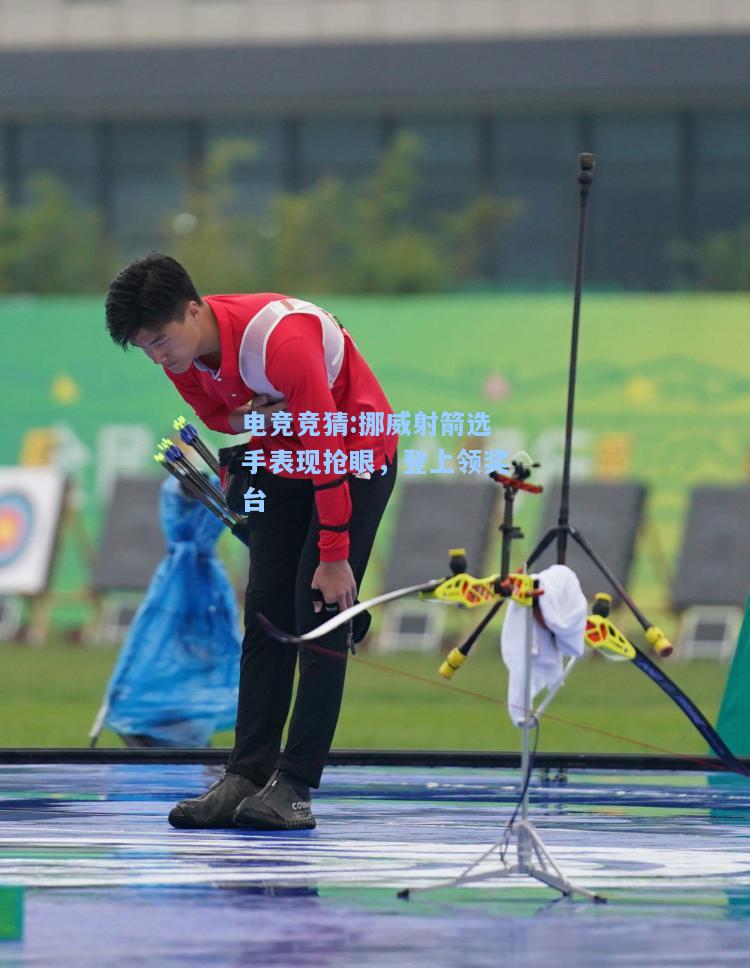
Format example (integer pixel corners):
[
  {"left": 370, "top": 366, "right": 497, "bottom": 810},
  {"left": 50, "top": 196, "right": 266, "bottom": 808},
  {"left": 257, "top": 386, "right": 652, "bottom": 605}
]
[{"left": 2, "top": 764, "right": 750, "bottom": 965}]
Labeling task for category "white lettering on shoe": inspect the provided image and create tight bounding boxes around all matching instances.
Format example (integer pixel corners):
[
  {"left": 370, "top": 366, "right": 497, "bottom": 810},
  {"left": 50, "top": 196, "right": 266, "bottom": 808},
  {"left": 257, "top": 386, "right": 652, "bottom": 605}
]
[{"left": 292, "top": 801, "right": 311, "bottom": 810}]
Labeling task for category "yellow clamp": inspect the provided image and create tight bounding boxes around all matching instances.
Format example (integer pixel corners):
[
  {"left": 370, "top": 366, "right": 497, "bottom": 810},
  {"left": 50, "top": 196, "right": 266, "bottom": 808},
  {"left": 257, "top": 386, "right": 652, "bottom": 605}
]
[
  {"left": 646, "top": 625, "right": 674, "bottom": 658},
  {"left": 584, "top": 614, "right": 636, "bottom": 660},
  {"left": 420, "top": 573, "right": 500, "bottom": 608},
  {"left": 438, "top": 648, "right": 467, "bottom": 680},
  {"left": 421, "top": 570, "right": 538, "bottom": 609},
  {"left": 506, "top": 572, "right": 536, "bottom": 607}
]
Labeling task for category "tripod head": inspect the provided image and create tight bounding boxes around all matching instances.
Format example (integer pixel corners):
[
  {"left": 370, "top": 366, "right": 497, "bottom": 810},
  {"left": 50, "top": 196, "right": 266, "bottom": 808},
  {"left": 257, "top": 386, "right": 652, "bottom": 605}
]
[
  {"left": 578, "top": 151, "right": 595, "bottom": 178},
  {"left": 510, "top": 450, "right": 540, "bottom": 483}
]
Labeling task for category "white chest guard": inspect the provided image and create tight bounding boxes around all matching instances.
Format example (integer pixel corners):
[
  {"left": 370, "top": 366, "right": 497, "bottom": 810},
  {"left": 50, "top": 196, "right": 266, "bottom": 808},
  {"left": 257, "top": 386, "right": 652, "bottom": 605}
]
[{"left": 238, "top": 297, "right": 346, "bottom": 399}]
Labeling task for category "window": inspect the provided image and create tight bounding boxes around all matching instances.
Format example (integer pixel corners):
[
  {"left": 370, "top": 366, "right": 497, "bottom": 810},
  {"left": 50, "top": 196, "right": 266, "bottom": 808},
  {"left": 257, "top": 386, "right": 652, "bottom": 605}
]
[
  {"left": 299, "top": 119, "right": 381, "bottom": 187},
  {"left": 204, "top": 120, "right": 285, "bottom": 215},
  {"left": 694, "top": 113, "right": 750, "bottom": 238},
  {"left": 492, "top": 117, "right": 581, "bottom": 284},
  {"left": 17, "top": 122, "right": 98, "bottom": 206},
  {"left": 587, "top": 115, "right": 681, "bottom": 289},
  {"left": 110, "top": 121, "right": 193, "bottom": 251},
  {"left": 393, "top": 117, "right": 480, "bottom": 212}
]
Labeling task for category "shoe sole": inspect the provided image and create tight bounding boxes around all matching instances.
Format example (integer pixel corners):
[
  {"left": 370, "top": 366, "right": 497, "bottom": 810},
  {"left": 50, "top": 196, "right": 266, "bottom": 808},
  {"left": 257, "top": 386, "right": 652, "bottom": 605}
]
[
  {"left": 232, "top": 808, "right": 316, "bottom": 831},
  {"left": 168, "top": 807, "right": 237, "bottom": 830}
]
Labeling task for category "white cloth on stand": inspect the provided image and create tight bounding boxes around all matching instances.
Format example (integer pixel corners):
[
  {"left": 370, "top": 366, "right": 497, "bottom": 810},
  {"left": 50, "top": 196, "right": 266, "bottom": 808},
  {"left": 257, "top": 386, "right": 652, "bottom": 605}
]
[{"left": 500, "top": 564, "right": 587, "bottom": 725}]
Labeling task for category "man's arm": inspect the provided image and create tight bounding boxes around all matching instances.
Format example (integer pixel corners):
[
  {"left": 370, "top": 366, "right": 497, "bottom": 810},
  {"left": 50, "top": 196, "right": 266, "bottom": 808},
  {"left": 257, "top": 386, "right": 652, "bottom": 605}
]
[
  {"left": 265, "top": 331, "right": 352, "bottom": 562},
  {"left": 170, "top": 365, "right": 288, "bottom": 437},
  {"left": 264, "top": 319, "right": 357, "bottom": 612},
  {"left": 227, "top": 395, "right": 289, "bottom": 434},
  {"left": 168, "top": 367, "right": 236, "bottom": 435}
]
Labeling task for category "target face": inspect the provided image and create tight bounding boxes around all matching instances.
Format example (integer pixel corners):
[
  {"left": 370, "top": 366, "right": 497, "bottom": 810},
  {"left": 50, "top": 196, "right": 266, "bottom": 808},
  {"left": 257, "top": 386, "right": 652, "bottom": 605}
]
[
  {"left": 0, "top": 492, "right": 34, "bottom": 567},
  {"left": 0, "top": 468, "right": 66, "bottom": 595}
]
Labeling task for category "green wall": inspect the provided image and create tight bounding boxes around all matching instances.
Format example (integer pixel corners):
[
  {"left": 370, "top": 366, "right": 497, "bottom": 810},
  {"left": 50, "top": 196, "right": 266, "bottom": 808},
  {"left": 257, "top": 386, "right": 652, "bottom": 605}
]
[{"left": 2, "top": 291, "right": 749, "bottom": 624}]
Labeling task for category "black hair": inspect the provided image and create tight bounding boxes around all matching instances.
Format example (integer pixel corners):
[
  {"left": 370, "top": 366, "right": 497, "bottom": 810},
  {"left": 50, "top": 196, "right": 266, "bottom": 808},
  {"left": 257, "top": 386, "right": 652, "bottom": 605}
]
[{"left": 105, "top": 252, "right": 202, "bottom": 349}]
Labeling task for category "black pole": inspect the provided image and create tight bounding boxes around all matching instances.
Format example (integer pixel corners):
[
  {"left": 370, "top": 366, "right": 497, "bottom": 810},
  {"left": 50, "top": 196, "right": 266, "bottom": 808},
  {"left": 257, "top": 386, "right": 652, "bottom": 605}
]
[
  {"left": 450, "top": 482, "right": 520, "bottom": 665},
  {"left": 460, "top": 151, "right": 674, "bottom": 663},
  {"left": 557, "top": 152, "right": 595, "bottom": 564},
  {"left": 440, "top": 470, "right": 540, "bottom": 673},
  {"left": 500, "top": 484, "right": 518, "bottom": 579}
]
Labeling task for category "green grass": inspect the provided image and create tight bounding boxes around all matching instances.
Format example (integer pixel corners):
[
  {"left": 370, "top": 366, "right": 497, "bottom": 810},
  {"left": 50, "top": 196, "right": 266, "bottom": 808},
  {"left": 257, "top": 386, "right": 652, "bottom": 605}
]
[{"left": 0, "top": 639, "right": 731, "bottom": 757}]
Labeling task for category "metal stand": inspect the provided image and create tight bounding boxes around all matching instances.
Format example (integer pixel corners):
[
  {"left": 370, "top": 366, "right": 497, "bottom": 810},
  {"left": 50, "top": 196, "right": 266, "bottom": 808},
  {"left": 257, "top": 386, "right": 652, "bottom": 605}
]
[
  {"left": 447, "top": 604, "right": 604, "bottom": 901},
  {"left": 399, "top": 155, "right": 642, "bottom": 904},
  {"left": 402, "top": 602, "right": 604, "bottom": 902}
]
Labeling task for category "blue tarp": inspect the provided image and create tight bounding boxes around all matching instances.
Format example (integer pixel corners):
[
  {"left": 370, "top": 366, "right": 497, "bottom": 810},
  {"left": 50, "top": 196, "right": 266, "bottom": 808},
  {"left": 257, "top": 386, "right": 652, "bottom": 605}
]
[{"left": 104, "top": 475, "right": 241, "bottom": 746}]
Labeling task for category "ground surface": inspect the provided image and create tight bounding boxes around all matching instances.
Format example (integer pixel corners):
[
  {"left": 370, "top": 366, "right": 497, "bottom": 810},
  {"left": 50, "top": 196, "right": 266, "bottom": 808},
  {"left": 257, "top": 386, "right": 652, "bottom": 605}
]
[{"left": 2, "top": 763, "right": 750, "bottom": 965}]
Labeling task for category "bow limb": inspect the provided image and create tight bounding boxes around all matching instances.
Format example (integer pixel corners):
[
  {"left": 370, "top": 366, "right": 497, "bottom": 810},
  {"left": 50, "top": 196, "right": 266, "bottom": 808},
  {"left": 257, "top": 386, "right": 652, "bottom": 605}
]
[
  {"left": 587, "top": 615, "right": 749, "bottom": 777},
  {"left": 631, "top": 650, "right": 750, "bottom": 778},
  {"left": 257, "top": 578, "right": 445, "bottom": 645}
]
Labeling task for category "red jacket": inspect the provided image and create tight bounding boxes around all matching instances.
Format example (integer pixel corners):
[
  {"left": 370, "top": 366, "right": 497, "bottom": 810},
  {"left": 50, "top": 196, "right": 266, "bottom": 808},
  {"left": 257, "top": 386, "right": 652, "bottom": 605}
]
[{"left": 166, "top": 293, "right": 398, "bottom": 561}]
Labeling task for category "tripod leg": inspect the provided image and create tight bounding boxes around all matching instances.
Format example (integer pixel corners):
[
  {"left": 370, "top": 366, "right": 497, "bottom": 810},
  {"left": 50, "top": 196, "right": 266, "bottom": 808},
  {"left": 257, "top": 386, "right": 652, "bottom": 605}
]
[
  {"left": 88, "top": 699, "right": 109, "bottom": 748},
  {"left": 450, "top": 596, "right": 507, "bottom": 660},
  {"left": 522, "top": 823, "right": 607, "bottom": 902},
  {"left": 525, "top": 863, "right": 605, "bottom": 902},
  {"left": 526, "top": 527, "right": 560, "bottom": 570},
  {"left": 568, "top": 526, "right": 673, "bottom": 656},
  {"left": 570, "top": 527, "right": 649, "bottom": 626}
]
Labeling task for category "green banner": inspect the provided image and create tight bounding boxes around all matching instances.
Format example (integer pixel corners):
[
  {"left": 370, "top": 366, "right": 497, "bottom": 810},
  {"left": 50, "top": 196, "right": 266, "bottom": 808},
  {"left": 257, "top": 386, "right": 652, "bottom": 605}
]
[
  {"left": 0, "top": 886, "right": 23, "bottom": 941},
  {"left": 717, "top": 596, "right": 750, "bottom": 755}
]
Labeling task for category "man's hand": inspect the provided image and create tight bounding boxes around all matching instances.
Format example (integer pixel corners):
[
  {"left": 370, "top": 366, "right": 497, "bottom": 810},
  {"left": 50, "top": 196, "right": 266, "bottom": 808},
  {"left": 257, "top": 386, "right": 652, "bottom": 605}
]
[
  {"left": 228, "top": 394, "right": 287, "bottom": 434},
  {"left": 311, "top": 560, "right": 357, "bottom": 615}
]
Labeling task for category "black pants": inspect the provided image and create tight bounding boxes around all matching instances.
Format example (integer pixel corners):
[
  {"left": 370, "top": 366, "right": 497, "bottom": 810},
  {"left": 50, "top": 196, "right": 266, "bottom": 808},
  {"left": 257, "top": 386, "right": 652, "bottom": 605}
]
[{"left": 226, "top": 453, "right": 397, "bottom": 788}]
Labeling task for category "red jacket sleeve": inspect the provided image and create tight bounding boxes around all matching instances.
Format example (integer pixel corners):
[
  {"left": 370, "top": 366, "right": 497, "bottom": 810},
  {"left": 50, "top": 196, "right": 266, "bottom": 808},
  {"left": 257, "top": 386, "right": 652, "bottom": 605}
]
[
  {"left": 265, "top": 316, "right": 351, "bottom": 562},
  {"left": 168, "top": 368, "right": 236, "bottom": 435}
]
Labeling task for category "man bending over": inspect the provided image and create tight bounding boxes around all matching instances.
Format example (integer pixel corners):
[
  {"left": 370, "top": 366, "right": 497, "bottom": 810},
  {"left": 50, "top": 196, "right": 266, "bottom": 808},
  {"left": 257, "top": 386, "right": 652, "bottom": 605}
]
[{"left": 105, "top": 252, "right": 397, "bottom": 831}]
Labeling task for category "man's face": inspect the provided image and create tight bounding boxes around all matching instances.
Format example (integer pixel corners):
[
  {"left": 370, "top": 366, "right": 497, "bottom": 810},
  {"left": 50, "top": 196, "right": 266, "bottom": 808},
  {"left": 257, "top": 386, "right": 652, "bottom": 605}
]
[{"left": 131, "top": 303, "right": 202, "bottom": 375}]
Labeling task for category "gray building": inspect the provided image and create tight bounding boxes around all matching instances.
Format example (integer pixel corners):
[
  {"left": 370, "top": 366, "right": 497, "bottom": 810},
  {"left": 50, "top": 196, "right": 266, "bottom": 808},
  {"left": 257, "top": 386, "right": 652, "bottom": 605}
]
[{"left": 1, "top": 0, "right": 750, "bottom": 288}]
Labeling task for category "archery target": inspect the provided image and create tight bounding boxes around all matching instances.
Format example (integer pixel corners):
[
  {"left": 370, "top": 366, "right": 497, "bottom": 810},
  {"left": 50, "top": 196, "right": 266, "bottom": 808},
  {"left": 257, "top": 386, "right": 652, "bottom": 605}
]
[
  {"left": 0, "top": 468, "right": 66, "bottom": 595},
  {"left": 0, "top": 492, "right": 34, "bottom": 567}
]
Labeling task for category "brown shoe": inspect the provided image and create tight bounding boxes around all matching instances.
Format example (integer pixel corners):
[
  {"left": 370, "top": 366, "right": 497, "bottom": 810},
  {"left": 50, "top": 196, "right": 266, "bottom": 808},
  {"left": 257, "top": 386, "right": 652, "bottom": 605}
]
[{"left": 168, "top": 772, "right": 261, "bottom": 829}]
